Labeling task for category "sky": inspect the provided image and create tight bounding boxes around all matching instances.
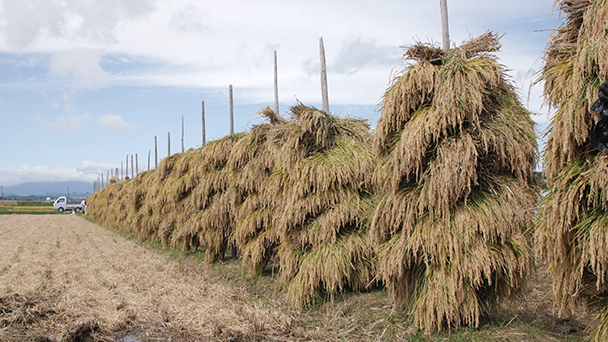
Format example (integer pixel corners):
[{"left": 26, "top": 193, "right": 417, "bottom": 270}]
[{"left": 0, "top": 0, "right": 559, "bottom": 188}]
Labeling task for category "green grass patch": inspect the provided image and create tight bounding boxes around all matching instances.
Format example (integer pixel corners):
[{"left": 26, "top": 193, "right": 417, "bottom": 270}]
[{"left": 0, "top": 200, "right": 56, "bottom": 214}]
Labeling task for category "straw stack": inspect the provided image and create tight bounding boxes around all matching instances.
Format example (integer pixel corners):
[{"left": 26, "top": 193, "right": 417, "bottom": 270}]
[
  {"left": 535, "top": 1, "right": 608, "bottom": 340},
  {"left": 371, "top": 32, "right": 538, "bottom": 332}
]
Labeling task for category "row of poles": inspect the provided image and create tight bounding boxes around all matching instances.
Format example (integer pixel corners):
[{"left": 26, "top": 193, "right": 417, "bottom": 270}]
[
  {"left": 93, "top": 0, "right": 451, "bottom": 193},
  {"left": 92, "top": 38, "right": 332, "bottom": 192}
]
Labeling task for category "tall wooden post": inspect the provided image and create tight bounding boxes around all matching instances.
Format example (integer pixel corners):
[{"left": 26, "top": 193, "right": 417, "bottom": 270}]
[
  {"left": 148, "top": 149, "right": 151, "bottom": 171},
  {"left": 126, "top": 155, "right": 129, "bottom": 179},
  {"left": 131, "top": 155, "right": 134, "bottom": 179},
  {"left": 181, "top": 115, "right": 185, "bottom": 153},
  {"left": 116, "top": 168, "right": 119, "bottom": 179},
  {"left": 168, "top": 132, "right": 171, "bottom": 157},
  {"left": 440, "top": 0, "right": 450, "bottom": 51},
  {"left": 229, "top": 85, "right": 234, "bottom": 135},
  {"left": 319, "top": 37, "right": 329, "bottom": 113},
  {"left": 155, "top": 136, "right": 158, "bottom": 169},
  {"left": 136, "top": 153, "right": 139, "bottom": 175},
  {"left": 202, "top": 101, "right": 206, "bottom": 146},
  {"left": 274, "top": 50, "right": 279, "bottom": 114}
]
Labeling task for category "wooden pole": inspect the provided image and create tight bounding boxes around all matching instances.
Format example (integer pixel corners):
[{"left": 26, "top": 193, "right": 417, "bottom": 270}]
[
  {"left": 154, "top": 136, "right": 158, "bottom": 169},
  {"left": 148, "top": 149, "right": 151, "bottom": 171},
  {"left": 181, "top": 115, "right": 185, "bottom": 153},
  {"left": 229, "top": 85, "right": 234, "bottom": 135},
  {"left": 274, "top": 50, "right": 279, "bottom": 115},
  {"left": 168, "top": 132, "right": 171, "bottom": 157},
  {"left": 131, "top": 155, "right": 134, "bottom": 179},
  {"left": 116, "top": 168, "right": 119, "bottom": 179},
  {"left": 440, "top": 0, "right": 450, "bottom": 51},
  {"left": 202, "top": 101, "right": 206, "bottom": 146},
  {"left": 319, "top": 37, "right": 329, "bottom": 113},
  {"left": 136, "top": 153, "right": 139, "bottom": 175},
  {"left": 126, "top": 155, "right": 129, "bottom": 179}
]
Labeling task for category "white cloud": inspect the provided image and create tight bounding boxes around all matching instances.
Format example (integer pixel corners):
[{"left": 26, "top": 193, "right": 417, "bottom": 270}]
[
  {"left": 170, "top": 4, "right": 209, "bottom": 32},
  {"left": 97, "top": 113, "right": 133, "bottom": 133},
  {"left": 49, "top": 49, "right": 110, "bottom": 90},
  {"left": 37, "top": 112, "right": 92, "bottom": 132},
  {"left": 330, "top": 38, "right": 400, "bottom": 75},
  {"left": 76, "top": 161, "right": 119, "bottom": 176},
  {"left": 0, "top": 161, "right": 116, "bottom": 186},
  {"left": 0, "top": 0, "right": 156, "bottom": 48}
]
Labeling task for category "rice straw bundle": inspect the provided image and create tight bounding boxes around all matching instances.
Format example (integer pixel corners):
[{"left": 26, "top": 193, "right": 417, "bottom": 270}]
[
  {"left": 535, "top": 1, "right": 608, "bottom": 339},
  {"left": 230, "top": 105, "right": 377, "bottom": 306},
  {"left": 371, "top": 32, "right": 538, "bottom": 333}
]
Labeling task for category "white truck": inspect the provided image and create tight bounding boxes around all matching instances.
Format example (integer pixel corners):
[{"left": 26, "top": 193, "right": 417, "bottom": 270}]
[{"left": 53, "top": 196, "right": 84, "bottom": 212}]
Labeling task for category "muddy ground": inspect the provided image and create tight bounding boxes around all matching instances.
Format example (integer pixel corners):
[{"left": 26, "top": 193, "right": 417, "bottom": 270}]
[{"left": 0, "top": 215, "right": 597, "bottom": 341}]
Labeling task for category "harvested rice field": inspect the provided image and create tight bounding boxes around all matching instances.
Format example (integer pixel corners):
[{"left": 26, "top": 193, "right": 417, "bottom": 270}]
[{"left": 0, "top": 214, "right": 596, "bottom": 341}]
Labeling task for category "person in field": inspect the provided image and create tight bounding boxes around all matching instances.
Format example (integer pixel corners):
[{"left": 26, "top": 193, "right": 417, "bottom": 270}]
[{"left": 590, "top": 81, "right": 608, "bottom": 152}]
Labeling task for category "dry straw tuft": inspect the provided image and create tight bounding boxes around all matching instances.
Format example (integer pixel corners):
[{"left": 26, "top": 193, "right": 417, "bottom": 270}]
[
  {"left": 371, "top": 31, "right": 538, "bottom": 333},
  {"left": 535, "top": 1, "right": 608, "bottom": 340}
]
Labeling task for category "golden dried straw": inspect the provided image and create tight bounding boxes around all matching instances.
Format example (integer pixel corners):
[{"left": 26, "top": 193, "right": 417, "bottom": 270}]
[
  {"left": 88, "top": 104, "right": 377, "bottom": 307},
  {"left": 371, "top": 31, "right": 538, "bottom": 333},
  {"left": 535, "top": 1, "right": 608, "bottom": 340}
]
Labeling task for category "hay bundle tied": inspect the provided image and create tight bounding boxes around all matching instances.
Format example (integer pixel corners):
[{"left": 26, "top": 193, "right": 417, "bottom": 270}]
[
  {"left": 230, "top": 104, "right": 377, "bottom": 306},
  {"left": 371, "top": 32, "right": 537, "bottom": 332},
  {"left": 87, "top": 134, "right": 242, "bottom": 264},
  {"left": 535, "top": 0, "right": 608, "bottom": 340},
  {"left": 88, "top": 103, "right": 377, "bottom": 307}
]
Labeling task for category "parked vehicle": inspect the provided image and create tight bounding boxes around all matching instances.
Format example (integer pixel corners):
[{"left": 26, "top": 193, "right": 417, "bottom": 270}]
[{"left": 53, "top": 196, "right": 84, "bottom": 212}]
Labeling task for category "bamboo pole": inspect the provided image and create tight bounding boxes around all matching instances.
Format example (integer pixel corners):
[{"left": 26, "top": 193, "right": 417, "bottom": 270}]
[
  {"left": 319, "top": 37, "right": 329, "bottom": 113},
  {"left": 202, "top": 101, "right": 206, "bottom": 146},
  {"left": 181, "top": 115, "right": 185, "bottom": 153},
  {"left": 155, "top": 136, "right": 158, "bottom": 169},
  {"left": 274, "top": 50, "right": 279, "bottom": 115},
  {"left": 440, "top": 0, "right": 450, "bottom": 51},
  {"left": 229, "top": 85, "right": 234, "bottom": 135}
]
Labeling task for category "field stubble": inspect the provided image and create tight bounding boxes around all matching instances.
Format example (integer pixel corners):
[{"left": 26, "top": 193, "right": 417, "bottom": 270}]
[
  {"left": 0, "top": 215, "right": 596, "bottom": 341},
  {"left": 0, "top": 215, "right": 297, "bottom": 341}
]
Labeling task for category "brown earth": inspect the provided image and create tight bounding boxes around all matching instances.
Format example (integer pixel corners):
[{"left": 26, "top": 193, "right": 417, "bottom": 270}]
[
  {"left": 0, "top": 214, "right": 298, "bottom": 342},
  {"left": 0, "top": 215, "right": 597, "bottom": 341}
]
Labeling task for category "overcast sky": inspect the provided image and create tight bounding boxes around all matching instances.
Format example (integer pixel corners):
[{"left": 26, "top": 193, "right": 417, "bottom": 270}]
[{"left": 0, "top": 0, "right": 558, "bottom": 188}]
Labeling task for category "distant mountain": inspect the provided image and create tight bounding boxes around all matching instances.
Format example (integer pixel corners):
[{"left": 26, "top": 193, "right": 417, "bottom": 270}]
[{"left": 3, "top": 181, "right": 93, "bottom": 198}]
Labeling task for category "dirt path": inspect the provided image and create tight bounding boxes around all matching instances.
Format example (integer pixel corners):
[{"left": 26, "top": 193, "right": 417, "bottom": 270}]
[{"left": 0, "top": 215, "right": 293, "bottom": 342}]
